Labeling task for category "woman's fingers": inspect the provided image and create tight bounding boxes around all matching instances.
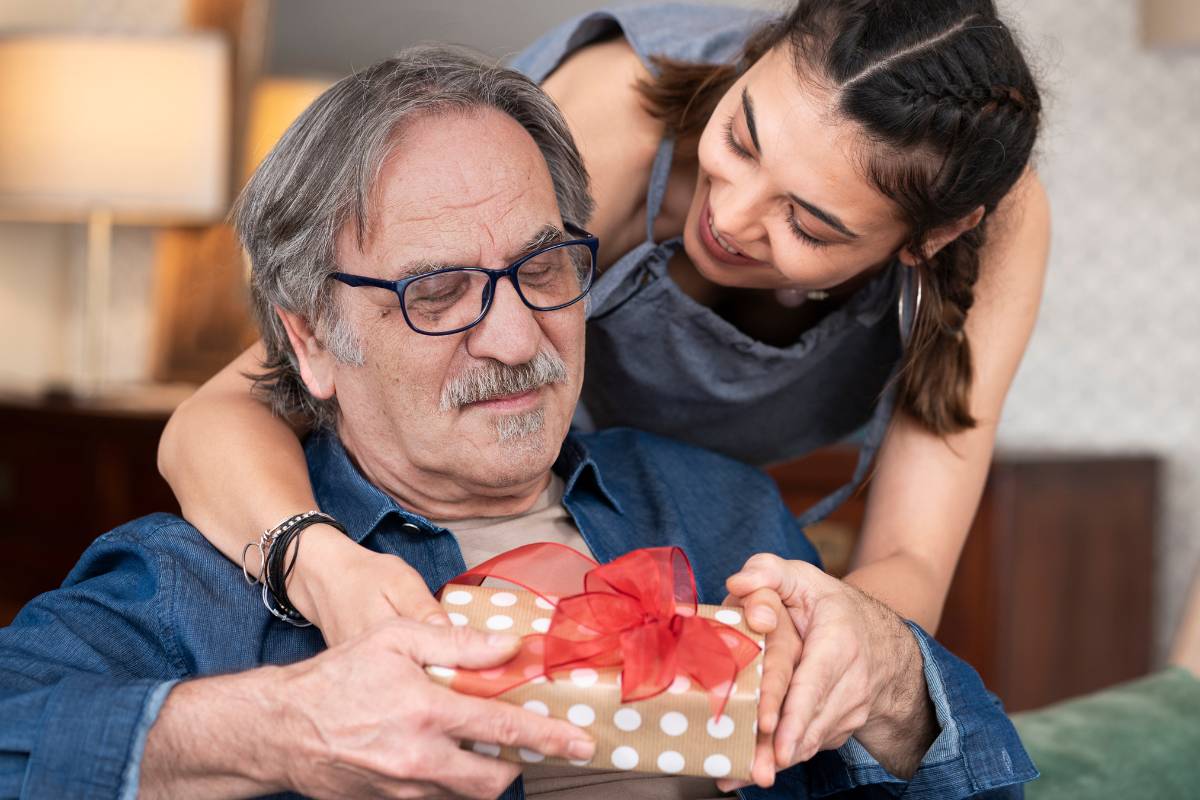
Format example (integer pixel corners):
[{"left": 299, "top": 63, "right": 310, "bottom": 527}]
[
  {"left": 382, "top": 558, "right": 452, "bottom": 626},
  {"left": 726, "top": 553, "right": 826, "bottom": 609}
]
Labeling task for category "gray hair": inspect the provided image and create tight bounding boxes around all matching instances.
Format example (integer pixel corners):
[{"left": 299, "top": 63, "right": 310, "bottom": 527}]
[{"left": 235, "top": 44, "right": 594, "bottom": 429}]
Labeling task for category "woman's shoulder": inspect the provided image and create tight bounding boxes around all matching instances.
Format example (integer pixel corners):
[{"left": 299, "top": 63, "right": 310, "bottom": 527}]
[{"left": 510, "top": 4, "right": 771, "bottom": 85}]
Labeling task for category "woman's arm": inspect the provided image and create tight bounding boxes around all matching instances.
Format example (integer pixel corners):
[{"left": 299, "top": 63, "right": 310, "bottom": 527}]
[
  {"left": 158, "top": 342, "right": 448, "bottom": 641},
  {"left": 845, "top": 170, "right": 1052, "bottom": 632}
]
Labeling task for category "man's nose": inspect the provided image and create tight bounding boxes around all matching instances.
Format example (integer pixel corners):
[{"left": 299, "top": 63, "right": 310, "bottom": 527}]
[{"left": 464, "top": 276, "right": 542, "bottom": 366}]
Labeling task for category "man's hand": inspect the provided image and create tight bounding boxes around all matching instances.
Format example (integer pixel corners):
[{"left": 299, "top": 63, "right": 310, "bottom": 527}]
[
  {"left": 288, "top": 524, "right": 451, "bottom": 646},
  {"left": 142, "top": 619, "right": 595, "bottom": 800},
  {"left": 723, "top": 554, "right": 938, "bottom": 781}
]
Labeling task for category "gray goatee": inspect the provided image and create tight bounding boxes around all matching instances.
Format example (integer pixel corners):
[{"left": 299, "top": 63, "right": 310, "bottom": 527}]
[{"left": 440, "top": 350, "right": 568, "bottom": 442}]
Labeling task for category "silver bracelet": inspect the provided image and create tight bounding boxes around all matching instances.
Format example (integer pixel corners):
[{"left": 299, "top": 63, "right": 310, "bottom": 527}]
[{"left": 241, "top": 510, "right": 338, "bottom": 628}]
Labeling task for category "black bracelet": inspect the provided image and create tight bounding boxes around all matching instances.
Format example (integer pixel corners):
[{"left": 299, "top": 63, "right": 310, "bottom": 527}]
[{"left": 261, "top": 511, "right": 347, "bottom": 626}]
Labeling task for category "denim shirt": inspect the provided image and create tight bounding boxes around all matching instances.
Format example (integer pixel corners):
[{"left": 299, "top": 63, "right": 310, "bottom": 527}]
[{"left": 0, "top": 428, "right": 1035, "bottom": 799}]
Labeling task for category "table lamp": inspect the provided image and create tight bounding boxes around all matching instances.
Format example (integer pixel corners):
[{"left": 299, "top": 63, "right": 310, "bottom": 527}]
[{"left": 0, "top": 33, "right": 230, "bottom": 394}]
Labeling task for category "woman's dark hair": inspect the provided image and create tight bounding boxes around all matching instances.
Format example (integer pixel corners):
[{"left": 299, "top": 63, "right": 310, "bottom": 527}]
[{"left": 638, "top": 0, "right": 1041, "bottom": 435}]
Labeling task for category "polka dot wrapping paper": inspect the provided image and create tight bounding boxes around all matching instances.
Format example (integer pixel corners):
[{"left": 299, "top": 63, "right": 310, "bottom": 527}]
[{"left": 427, "top": 583, "right": 764, "bottom": 780}]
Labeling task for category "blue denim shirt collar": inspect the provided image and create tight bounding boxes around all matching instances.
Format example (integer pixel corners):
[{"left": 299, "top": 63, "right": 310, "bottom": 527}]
[{"left": 305, "top": 427, "right": 624, "bottom": 546}]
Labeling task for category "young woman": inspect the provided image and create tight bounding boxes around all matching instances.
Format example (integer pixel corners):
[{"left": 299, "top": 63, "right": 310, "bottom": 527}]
[{"left": 159, "top": 0, "right": 1048, "bottom": 767}]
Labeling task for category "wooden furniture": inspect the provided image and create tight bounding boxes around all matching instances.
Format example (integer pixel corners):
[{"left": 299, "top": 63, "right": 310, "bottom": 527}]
[
  {"left": 769, "top": 449, "right": 1158, "bottom": 712},
  {"left": 0, "top": 395, "right": 1158, "bottom": 712}
]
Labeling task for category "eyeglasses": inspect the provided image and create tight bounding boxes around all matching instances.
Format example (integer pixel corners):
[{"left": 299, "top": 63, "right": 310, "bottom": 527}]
[{"left": 329, "top": 224, "right": 598, "bottom": 336}]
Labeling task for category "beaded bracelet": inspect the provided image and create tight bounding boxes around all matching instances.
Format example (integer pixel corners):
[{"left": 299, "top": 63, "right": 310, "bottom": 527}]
[{"left": 241, "top": 511, "right": 346, "bottom": 627}]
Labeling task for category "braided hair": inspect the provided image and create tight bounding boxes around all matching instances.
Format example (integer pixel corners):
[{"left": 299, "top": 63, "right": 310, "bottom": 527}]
[{"left": 639, "top": 0, "right": 1041, "bottom": 435}]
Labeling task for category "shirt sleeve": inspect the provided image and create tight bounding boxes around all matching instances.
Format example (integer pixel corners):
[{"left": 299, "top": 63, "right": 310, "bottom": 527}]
[
  {"left": 0, "top": 523, "right": 186, "bottom": 800},
  {"left": 766, "top": 622, "right": 1038, "bottom": 799}
]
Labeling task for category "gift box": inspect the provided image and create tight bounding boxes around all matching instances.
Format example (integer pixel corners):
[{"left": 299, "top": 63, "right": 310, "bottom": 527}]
[{"left": 425, "top": 544, "right": 764, "bottom": 781}]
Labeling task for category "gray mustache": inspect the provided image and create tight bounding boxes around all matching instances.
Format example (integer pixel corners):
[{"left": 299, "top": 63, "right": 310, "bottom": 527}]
[{"left": 439, "top": 350, "right": 568, "bottom": 411}]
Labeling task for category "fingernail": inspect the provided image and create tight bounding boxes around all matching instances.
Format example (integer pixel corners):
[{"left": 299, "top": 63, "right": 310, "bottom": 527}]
[
  {"left": 751, "top": 606, "right": 777, "bottom": 630},
  {"left": 487, "top": 633, "right": 519, "bottom": 649},
  {"left": 567, "top": 738, "right": 595, "bottom": 760}
]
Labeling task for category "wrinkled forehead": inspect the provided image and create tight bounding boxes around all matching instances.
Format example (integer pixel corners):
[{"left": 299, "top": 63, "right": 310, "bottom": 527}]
[{"left": 342, "top": 107, "right": 562, "bottom": 270}]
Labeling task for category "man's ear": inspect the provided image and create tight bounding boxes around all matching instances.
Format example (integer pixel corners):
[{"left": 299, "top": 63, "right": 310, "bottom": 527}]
[
  {"left": 898, "top": 206, "right": 985, "bottom": 266},
  {"left": 275, "top": 306, "right": 337, "bottom": 400}
]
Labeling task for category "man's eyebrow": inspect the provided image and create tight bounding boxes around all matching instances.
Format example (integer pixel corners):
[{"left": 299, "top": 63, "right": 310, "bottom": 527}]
[
  {"left": 742, "top": 87, "right": 859, "bottom": 241},
  {"left": 392, "top": 224, "right": 567, "bottom": 279},
  {"left": 518, "top": 223, "right": 567, "bottom": 255}
]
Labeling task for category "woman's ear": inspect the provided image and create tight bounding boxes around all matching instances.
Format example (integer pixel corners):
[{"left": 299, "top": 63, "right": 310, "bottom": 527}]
[
  {"left": 275, "top": 307, "right": 337, "bottom": 400},
  {"left": 898, "top": 206, "right": 985, "bottom": 266}
]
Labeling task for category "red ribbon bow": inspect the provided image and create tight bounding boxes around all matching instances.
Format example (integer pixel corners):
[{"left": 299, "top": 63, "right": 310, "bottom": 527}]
[{"left": 438, "top": 543, "right": 760, "bottom": 718}]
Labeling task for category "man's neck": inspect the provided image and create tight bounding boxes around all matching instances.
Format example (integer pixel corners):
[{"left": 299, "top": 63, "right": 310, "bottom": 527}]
[{"left": 337, "top": 429, "right": 555, "bottom": 522}]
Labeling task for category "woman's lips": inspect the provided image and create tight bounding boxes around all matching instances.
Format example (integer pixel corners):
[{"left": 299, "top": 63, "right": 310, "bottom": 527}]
[{"left": 697, "top": 198, "right": 763, "bottom": 267}]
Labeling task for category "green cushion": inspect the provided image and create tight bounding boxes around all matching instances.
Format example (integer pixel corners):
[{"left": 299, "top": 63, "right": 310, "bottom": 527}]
[{"left": 1013, "top": 667, "right": 1200, "bottom": 799}]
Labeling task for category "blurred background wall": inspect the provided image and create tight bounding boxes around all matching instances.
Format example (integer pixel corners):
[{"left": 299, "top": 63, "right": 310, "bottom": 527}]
[{"left": 0, "top": 0, "right": 1198, "bottom": 660}]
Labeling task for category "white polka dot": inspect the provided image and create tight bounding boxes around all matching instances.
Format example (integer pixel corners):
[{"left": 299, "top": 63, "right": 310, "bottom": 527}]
[
  {"left": 714, "top": 609, "right": 742, "bottom": 626},
  {"left": 712, "top": 680, "right": 735, "bottom": 697},
  {"left": 570, "top": 668, "right": 598, "bottom": 688},
  {"left": 754, "top": 688, "right": 761, "bottom": 701},
  {"left": 523, "top": 663, "right": 545, "bottom": 680},
  {"left": 659, "top": 711, "right": 688, "bottom": 736},
  {"left": 614, "top": 707, "right": 642, "bottom": 731},
  {"left": 490, "top": 591, "right": 517, "bottom": 607},
  {"left": 567, "top": 704, "right": 595, "bottom": 726},
  {"left": 756, "top": 662, "right": 763, "bottom": 676},
  {"left": 448, "top": 612, "right": 469, "bottom": 626},
  {"left": 485, "top": 614, "right": 513, "bottom": 630},
  {"left": 530, "top": 675, "right": 548, "bottom": 685},
  {"left": 667, "top": 674, "right": 691, "bottom": 694},
  {"left": 703, "top": 754, "right": 732, "bottom": 778},
  {"left": 445, "top": 590, "right": 473, "bottom": 605},
  {"left": 611, "top": 746, "right": 639, "bottom": 770},
  {"left": 523, "top": 700, "right": 549, "bottom": 716},
  {"left": 535, "top": 595, "right": 555, "bottom": 610},
  {"left": 530, "top": 617, "right": 551, "bottom": 633},
  {"left": 519, "top": 748, "right": 545, "bottom": 763},
  {"left": 657, "top": 750, "right": 685, "bottom": 773},
  {"left": 719, "top": 632, "right": 743, "bottom": 649},
  {"left": 472, "top": 741, "right": 500, "bottom": 757},
  {"left": 706, "top": 715, "right": 735, "bottom": 739},
  {"left": 427, "top": 665, "right": 456, "bottom": 679}
]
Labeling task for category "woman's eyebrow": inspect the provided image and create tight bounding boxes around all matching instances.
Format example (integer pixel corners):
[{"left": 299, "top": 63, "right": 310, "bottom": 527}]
[{"left": 743, "top": 87, "right": 861, "bottom": 240}]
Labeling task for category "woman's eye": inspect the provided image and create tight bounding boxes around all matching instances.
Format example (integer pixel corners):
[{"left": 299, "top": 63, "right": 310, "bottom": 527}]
[
  {"left": 788, "top": 210, "right": 830, "bottom": 249},
  {"left": 723, "top": 115, "right": 752, "bottom": 160}
]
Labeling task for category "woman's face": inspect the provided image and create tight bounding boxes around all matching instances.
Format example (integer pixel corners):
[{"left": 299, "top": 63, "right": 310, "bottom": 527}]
[{"left": 684, "top": 46, "right": 911, "bottom": 291}]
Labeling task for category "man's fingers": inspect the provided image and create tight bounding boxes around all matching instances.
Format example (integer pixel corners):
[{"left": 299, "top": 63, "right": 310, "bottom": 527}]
[
  {"left": 426, "top": 744, "right": 523, "bottom": 800},
  {"left": 757, "top": 604, "right": 800, "bottom": 735},
  {"left": 726, "top": 555, "right": 821, "bottom": 607},
  {"left": 441, "top": 690, "right": 596, "bottom": 763},
  {"left": 388, "top": 619, "right": 522, "bottom": 669},
  {"left": 774, "top": 638, "right": 841, "bottom": 765},
  {"left": 738, "top": 587, "right": 782, "bottom": 634}
]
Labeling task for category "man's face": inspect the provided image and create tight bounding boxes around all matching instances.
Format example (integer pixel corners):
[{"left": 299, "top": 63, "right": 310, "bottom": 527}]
[{"left": 323, "top": 108, "right": 585, "bottom": 507}]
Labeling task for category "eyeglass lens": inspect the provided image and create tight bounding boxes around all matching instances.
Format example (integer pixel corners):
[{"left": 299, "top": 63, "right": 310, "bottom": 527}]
[{"left": 402, "top": 243, "right": 593, "bottom": 334}]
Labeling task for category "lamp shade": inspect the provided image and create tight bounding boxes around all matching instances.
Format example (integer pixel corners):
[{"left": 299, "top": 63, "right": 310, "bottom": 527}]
[
  {"left": 0, "top": 33, "right": 230, "bottom": 223},
  {"left": 242, "top": 77, "right": 332, "bottom": 184}
]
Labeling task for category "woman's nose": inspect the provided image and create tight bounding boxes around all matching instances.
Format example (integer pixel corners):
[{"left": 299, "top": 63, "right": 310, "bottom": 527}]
[{"left": 711, "top": 186, "right": 768, "bottom": 246}]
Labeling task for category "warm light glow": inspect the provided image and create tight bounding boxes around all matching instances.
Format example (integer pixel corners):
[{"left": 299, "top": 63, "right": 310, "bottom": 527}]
[
  {"left": 0, "top": 34, "right": 230, "bottom": 222},
  {"left": 1143, "top": 0, "right": 1200, "bottom": 47},
  {"left": 242, "top": 78, "right": 332, "bottom": 183}
]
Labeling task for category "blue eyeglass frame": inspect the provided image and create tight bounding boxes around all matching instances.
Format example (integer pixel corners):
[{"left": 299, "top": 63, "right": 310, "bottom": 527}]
[{"left": 328, "top": 223, "right": 599, "bottom": 337}]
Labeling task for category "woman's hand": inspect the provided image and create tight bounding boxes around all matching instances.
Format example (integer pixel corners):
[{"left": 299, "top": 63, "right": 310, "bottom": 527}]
[
  {"left": 286, "top": 524, "right": 450, "bottom": 647},
  {"left": 719, "top": 553, "right": 934, "bottom": 787}
]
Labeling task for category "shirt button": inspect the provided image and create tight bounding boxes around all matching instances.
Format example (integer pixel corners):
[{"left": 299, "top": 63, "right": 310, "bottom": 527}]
[{"left": 400, "top": 522, "right": 422, "bottom": 533}]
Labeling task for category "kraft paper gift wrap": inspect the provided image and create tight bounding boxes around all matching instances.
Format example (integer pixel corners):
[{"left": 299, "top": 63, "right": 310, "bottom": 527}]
[{"left": 424, "top": 545, "right": 765, "bottom": 781}]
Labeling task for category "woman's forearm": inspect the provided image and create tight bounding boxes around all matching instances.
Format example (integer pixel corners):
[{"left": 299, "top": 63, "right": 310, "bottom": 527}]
[
  {"left": 158, "top": 343, "right": 319, "bottom": 565},
  {"left": 843, "top": 553, "right": 949, "bottom": 633}
]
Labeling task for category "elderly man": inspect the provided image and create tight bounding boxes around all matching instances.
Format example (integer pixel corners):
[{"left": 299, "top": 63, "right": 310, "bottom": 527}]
[{"left": 0, "top": 48, "right": 1032, "bottom": 800}]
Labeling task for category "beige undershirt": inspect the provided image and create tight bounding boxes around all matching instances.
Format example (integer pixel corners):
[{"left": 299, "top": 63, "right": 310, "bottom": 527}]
[{"left": 433, "top": 475, "right": 732, "bottom": 800}]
